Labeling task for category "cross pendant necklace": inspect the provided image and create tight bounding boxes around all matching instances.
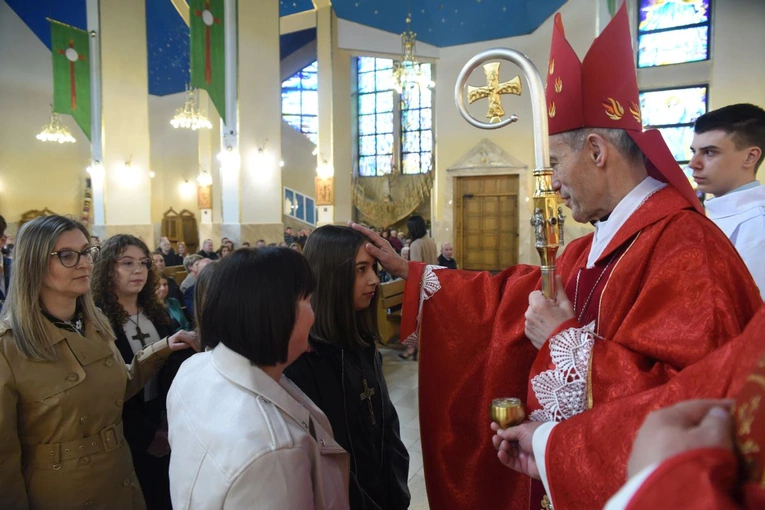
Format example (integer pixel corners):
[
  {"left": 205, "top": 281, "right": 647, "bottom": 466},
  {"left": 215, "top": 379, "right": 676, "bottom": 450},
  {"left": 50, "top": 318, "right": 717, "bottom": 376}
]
[
  {"left": 359, "top": 378, "right": 377, "bottom": 425},
  {"left": 127, "top": 310, "right": 150, "bottom": 346}
]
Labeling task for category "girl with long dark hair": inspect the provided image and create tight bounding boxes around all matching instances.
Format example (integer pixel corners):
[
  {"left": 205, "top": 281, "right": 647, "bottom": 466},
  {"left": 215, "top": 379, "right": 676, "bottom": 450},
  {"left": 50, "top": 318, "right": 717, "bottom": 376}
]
[
  {"left": 284, "top": 225, "right": 410, "bottom": 509},
  {"left": 92, "top": 235, "right": 196, "bottom": 509}
]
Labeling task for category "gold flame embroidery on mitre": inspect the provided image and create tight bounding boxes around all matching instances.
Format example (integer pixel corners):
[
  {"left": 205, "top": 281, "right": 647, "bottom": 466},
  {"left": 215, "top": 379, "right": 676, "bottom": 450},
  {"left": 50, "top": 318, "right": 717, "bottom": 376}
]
[
  {"left": 548, "top": 102, "right": 556, "bottom": 118},
  {"left": 549, "top": 59, "right": 554, "bottom": 75},
  {"left": 602, "top": 98, "right": 624, "bottom": 121},
  {"left": 629, "top": 102, "right": 642, "bottom": 124},
  {"left": 554, "top": 76, "right": 563, "bottom": 93}
]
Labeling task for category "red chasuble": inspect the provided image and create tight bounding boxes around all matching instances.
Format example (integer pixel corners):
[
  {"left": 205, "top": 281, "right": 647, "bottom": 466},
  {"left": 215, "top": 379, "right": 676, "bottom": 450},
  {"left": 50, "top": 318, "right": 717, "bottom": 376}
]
[
  {"left": 401, "top": 186, "right": 762, "bottom": 510},
  {"left": 621, "top": 305, "right": 765, "bottom": 509}
]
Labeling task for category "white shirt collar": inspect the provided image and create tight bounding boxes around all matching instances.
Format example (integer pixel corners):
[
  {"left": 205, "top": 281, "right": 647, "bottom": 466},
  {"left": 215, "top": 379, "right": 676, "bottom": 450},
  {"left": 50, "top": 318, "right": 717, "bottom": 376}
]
[{"left": 587, "top": 176, "right": 666, "bottom": 268}]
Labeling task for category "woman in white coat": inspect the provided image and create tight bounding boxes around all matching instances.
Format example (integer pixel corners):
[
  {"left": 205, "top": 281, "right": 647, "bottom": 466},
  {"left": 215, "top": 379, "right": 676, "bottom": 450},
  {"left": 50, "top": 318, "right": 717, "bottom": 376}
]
[{"left": 167, "top": 247, "right": 350, "bottom": 509}]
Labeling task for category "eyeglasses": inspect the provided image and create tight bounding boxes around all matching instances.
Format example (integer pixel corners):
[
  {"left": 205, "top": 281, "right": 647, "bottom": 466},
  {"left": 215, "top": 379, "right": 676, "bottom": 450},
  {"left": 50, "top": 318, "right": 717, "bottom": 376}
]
[
  {"left": 118, "top": 258, "right": 153, "bottom": 272},
  {"left": 50, "top": 246, "right": 100, "bottom": 268}
]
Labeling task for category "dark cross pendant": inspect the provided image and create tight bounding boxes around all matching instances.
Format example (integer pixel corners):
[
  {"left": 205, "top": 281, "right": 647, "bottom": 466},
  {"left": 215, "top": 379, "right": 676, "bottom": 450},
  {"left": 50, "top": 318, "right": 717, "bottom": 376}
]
[
  {"left": 132, "top": 326, "right": 150, "bottom": 346},
  {"left": 360, "top": 379, "right": 376, "bottom": 425}
]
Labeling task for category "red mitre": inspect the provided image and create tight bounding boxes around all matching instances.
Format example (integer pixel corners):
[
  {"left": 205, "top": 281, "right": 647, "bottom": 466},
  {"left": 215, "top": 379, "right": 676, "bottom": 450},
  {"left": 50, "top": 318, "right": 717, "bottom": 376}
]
[{"left": 545, "top": 2, "right": 703, "bottom": 213}]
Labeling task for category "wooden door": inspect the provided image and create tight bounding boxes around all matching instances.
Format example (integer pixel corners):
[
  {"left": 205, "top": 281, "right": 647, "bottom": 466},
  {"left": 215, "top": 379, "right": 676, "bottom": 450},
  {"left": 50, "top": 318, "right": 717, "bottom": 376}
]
[{"left": 455, "top": 175, "right": 519, "bottom": 271}]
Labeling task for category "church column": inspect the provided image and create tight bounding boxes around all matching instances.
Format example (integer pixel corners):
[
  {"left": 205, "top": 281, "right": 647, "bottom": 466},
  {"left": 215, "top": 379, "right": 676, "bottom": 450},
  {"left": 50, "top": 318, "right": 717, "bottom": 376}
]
[
  {"left": 197, "top": 89, "right": 221, "bottom": 232},
  {"left": 236, "top": 0, "right": 283, "bottom": 243},
  {"left": 315, "top": 5, "right": 352, "bottom": 226},
  {"left": 85, "top": 0, "right": 104, "bottom": 228},
  {"left": 97, "top": 0, "right": 153, "bottom": 242}
]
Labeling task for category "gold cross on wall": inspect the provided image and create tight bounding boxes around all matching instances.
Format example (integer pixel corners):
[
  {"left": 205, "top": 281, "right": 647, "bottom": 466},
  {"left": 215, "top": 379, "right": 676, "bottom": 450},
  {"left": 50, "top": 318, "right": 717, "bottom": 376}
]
[
  {"left": 360, "top": 379, "right": 376, "bottom": 425},
  {"left": 467, "top": 62, "right": 522, "bottom": 123}
]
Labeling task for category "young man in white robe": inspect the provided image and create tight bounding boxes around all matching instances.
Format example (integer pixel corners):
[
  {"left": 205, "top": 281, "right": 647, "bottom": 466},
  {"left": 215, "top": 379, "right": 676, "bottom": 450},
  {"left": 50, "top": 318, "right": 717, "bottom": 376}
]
[{"left": 690, "top": 103, "right": 765, "bottom": 298}]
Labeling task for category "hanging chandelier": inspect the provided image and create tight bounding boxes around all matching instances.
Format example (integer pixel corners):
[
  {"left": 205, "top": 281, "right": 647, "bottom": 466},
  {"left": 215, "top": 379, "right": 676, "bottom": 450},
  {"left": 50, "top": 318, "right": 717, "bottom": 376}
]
[
  {"left": 171, "top": 87, "right": 212, "bottom": 130},
  {"left": 391, "top": 13, "right": 434, "bottom": 95},
  {"left": 36, "top": 109, "right": 76, "bottom": 144}
]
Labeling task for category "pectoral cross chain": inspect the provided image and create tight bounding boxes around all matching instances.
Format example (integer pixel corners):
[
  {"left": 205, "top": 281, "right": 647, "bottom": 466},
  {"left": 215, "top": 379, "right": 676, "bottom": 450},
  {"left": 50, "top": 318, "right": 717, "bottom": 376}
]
[{"left": 360, "top": 379, "right": 376, "bottom": 425}]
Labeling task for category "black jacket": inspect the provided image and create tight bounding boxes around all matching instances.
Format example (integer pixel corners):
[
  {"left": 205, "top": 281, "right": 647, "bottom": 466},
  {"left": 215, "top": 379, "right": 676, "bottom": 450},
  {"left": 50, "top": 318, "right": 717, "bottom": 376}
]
[
  {"left": 0, "top": 256, "right": 11, "bottom": 305},
  {"left": 156, "top": 248, "right": 183, "bottom": 267},
  {"left": 111, "top": 313, "right": 191, "bottom": 510},
  {"left": 112, "top": 315, "right": 191, "bottom": 451},
  {"left": 285, "top": 336, "right": 411, "bottom": 510},
  {"left": 437, "top": 254, "right": 458, "bottom": 269}
]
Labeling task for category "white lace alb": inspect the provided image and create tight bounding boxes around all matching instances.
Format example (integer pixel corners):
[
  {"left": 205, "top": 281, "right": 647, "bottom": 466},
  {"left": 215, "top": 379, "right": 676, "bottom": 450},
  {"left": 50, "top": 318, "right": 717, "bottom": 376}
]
[
  {"left": 402, "top": 265, "right": 444, "bottom": 346},
  {"left": 529, "top": 322, "right": 596, "bottom": 422}
]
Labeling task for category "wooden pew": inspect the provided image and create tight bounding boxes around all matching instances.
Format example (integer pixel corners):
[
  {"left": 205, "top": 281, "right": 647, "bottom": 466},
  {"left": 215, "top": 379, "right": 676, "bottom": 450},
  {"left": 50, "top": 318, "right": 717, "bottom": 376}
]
[
  {"left": 376, "top": 279, "right": 405, "bottom": 345},
  {"left": 164, "top": 265, "right": 187, "bottom": 287}
]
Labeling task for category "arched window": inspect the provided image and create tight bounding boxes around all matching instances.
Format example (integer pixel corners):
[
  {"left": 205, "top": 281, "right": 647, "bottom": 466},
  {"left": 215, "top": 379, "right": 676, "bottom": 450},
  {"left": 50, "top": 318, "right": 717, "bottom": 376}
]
[
  {"left": 637, "top": 0, "right": 711, "bottom": 68},
  {"left": 356, "top": 56, "right": 433, "bottom": 176},
  {"left": 282, "top": 61, "right": 318, "bottom": 144}
]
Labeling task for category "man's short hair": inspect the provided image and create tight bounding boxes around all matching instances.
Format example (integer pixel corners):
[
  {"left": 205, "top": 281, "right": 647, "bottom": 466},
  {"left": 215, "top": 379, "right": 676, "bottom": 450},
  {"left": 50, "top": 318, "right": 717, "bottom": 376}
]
[
  {"left": 0, "top": 215, "right": 6, "bottom": 238},
  {"left": 183, "top": 254, "right": 203, "bottom": 271},
  {"left": 558, "top": 127, "right": 644, "bottom": 164},
  {"left": 694, "top": 103, "right": 765, "bottom": 172},
  {"left": 199, "top": 247, "right": 315, "bottom": 365}
]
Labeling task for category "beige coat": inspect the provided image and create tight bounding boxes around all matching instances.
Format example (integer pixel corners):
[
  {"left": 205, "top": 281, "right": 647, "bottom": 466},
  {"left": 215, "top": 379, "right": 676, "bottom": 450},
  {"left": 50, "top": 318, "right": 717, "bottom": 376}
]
[
  {"left": 167, "top": 343, "right": 350, "bottom": 509},
  {"left": 0, "top": 316, "right": 171, "bottom": 510},
  {"left": 409, "top": 237, "right": 438, "bottom": 265}
]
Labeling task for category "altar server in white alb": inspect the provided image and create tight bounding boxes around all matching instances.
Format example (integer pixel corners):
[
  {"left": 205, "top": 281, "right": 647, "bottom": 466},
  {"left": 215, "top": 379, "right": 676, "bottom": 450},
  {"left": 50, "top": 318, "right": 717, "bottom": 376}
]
[{"left": 690, "top": 103, "right": 765, "bottom": 298}]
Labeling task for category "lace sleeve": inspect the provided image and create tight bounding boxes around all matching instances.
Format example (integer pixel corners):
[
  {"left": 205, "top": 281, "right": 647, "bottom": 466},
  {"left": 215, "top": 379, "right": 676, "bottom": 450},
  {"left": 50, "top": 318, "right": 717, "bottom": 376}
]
[
  {"left": 529, "top": 322, "right": 596, "bottom": 422},
  {"left": 402, "top": 265, "right": 445, "bottom": 347}
]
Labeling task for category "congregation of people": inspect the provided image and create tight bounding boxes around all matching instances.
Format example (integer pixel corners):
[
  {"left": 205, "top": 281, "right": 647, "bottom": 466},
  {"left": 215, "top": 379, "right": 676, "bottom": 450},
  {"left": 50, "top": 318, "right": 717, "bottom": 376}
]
[{"left": 2, "top": 5, "right": 765, "bottom": 510}]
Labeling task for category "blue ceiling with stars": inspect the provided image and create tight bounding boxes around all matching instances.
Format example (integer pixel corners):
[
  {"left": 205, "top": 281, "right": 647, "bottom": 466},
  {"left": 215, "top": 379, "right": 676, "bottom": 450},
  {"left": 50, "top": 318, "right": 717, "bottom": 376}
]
[
  {"left": 332, "top": 0, "right": 567, "bottom": 47},
  {"left": 8, "top": 0, "right": 564, "bottom": 96}
]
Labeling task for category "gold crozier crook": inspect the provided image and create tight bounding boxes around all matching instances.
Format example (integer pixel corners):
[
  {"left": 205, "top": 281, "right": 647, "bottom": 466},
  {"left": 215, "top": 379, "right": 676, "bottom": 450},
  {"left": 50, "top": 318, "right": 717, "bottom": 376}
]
[
  {"left": 455, "top": 50, "right": 564, "bottom": 299},
  {"left": 467, "top": 62, "right": 522, "bottom": 123}
]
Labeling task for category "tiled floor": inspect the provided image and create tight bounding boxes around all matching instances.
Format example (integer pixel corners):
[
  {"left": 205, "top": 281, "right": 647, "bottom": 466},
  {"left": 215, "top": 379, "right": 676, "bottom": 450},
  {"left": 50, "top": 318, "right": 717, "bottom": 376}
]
[{"left": 379, "top": 346, "right": 429, "bottom": 510}]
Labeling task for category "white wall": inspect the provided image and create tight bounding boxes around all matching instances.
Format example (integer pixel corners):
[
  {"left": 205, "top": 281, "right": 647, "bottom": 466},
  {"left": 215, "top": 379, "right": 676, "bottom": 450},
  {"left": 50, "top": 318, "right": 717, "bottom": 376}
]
[
  {"left": 0, "top": 1, "right": 91, "bottom": 234},
  {"left": 433, "top": 0, "right": 598, "bottom": 263},
  {"left": 0, "top": 1, "right": 200, "bottom": 240},
  {"left": 148, "top": 92, "right": 200, "bottom": 223},
  {"left": 338, "top": 0, "right": 765, "bottom": 263}
]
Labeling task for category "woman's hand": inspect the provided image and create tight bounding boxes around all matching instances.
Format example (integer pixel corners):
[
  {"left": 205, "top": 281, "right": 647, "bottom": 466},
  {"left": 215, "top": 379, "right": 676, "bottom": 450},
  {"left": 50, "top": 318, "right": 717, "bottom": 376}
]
[
  {"left": 168, "top": 330, "right": 200, "bottom": 352},
  {"left": 349, "top": 222, "right": 409, "bottom": 280}
]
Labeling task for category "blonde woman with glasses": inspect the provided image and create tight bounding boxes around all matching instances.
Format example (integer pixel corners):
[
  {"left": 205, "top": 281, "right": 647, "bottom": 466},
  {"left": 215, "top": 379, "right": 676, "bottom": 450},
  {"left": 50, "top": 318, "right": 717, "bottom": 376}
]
[{"left": 0, "top": 216, "right": 199, "bottom": 510}]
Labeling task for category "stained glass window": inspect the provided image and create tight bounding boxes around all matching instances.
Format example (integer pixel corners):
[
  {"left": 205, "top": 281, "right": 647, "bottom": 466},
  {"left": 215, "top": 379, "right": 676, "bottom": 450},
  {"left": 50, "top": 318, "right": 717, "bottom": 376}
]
[
  {"left": 282, "top": 61, "right": 319, "bottom": 144},
  {"left": 357, "top": 57, "right": 395, "bottom": 176},
  {"left": 402, "top": 63, "right": 433, "bottom": 175},
  {"left": 637, "top": 0, "right": 711, "bottom": 68},
  {"left": 639, "top": 85, "right": 708, "bottom": 164},
  {"left": 357, "top": 57, "right": 434, "bottom": 177},
  {"left": 283, "top": 187, "right": 317, "bottom": 226}
]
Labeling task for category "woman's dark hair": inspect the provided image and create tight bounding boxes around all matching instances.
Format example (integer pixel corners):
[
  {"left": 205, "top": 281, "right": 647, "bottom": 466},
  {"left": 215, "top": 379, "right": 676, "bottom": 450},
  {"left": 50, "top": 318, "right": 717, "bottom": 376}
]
[
  {"left": 193, "top": 260, "right": 218, "bottom": 337},
  {"left": 407, "top": 215, "right": 428, "bottom": 240},
  {"left": 92, "top": 234, "right": 170, "bottom": 329},
  {"left": 302, "top": 225, "right": 378, "bottom": 349},
  {"left": 199, "top": 248, "right": 315, "bottom": 365}
]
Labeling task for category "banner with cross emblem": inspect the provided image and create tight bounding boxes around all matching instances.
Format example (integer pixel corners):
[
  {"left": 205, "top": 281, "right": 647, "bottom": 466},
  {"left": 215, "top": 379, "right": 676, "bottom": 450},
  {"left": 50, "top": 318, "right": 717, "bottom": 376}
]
[
  {"left": 49, "top": 20, "right": 91, "bottom": 140},
  {"left": 190, "top": 0, "right": 225, "bottom": 123}
]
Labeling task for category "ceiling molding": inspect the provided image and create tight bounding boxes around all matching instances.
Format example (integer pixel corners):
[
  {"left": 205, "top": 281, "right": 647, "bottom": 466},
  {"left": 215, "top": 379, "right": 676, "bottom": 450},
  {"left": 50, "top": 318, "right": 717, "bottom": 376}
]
[
  {"left": 281, "top": 10, "right": 316, "bottom": 34},
  {"left": 170, "top": 0, "right": 190, "bottom": 26}
]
